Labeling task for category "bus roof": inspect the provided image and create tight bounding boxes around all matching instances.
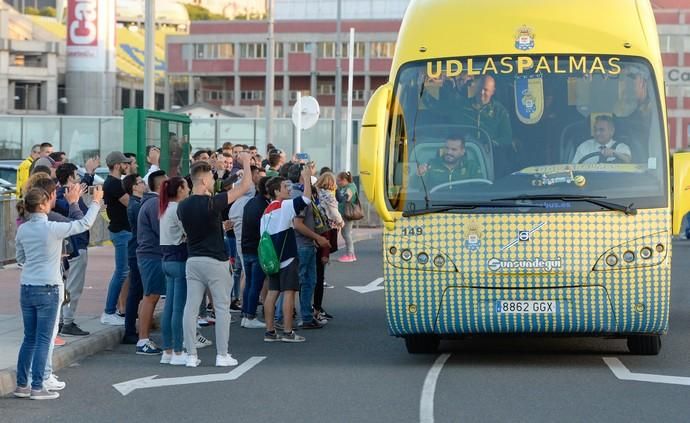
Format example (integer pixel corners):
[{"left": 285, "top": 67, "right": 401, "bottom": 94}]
[{"left": 392, "top": 0, "right": 662, "bottom": 78}]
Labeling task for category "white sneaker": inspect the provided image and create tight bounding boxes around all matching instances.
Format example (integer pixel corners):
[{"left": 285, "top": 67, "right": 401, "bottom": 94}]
[
  {"left": 100, "top": 312, "right": 125, "bottom": 326},
  {"left": 170, "top": 353, "right": 188, "bottom": 366},
  {"left": 240, "top": 317, "right": 247, "bottom": 327},
  {"left": 160, "top": 352, "right": 172, "bottom": 364},
  {"left": 215, "top": 354, "right": 238, "bottom": 367},
  {"left": 195, "top": 333, "right": 213, "bottom": 349},
  {"left": 43, "top": 374, "right": 65, "bottom": 391},
  {"left": 185, "top": 355, "right": 201, "bottom": 367},
  {"left": 243, "top": 318, "right": 267, "bottom": 329}
]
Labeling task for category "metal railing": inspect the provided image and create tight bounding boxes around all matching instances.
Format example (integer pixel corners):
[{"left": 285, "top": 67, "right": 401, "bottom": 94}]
[{"left": 0, "top": 115, "right": 360, "bottom": 172}]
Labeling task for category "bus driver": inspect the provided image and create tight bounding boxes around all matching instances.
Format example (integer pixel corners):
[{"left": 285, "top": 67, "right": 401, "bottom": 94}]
[
  {"left": 571, "top": 115, "right": 632, "bottom": 164},
  {"left": 417, "top": 137, "right": 482, "bottom": 189}
]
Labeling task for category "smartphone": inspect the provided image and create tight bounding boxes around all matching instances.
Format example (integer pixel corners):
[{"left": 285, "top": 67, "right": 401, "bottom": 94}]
[
  {"left": 296, "top": 152, "right": 310, "bottom": 162},
  {"left": 88, "top": 186, "right": 96, "bottom": 195}
]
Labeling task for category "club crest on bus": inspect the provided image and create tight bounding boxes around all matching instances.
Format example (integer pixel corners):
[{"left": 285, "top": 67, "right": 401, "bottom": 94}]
[
  {"left": 464, "top": 221, "right": 483, "bottom": 251},
  {"left": 515, "top": 25, "right": 535, "bottom": 51}
]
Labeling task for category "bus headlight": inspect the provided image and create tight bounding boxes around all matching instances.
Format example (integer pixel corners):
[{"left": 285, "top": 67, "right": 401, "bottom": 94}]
[
  {"left": 401, "top": 249, "right": 412, "bottom": 261},
  {"left": 639, "top": 247, "right": 652, "bottom": 260},
  {"left": 605, "top": 254, "right": 618, "bottom": 267},
  {"left": 417, "top": 252, "right": 429, "bottom": 265},
  {"left": 389, "top": 246, "right": 397, "bottom": 255},
  {"left": 623, "top": 251, "right": 635, "bottom": 263},
  {"left": 433, "top": 255, "right": 446, "bottom": 267},
  {"left": 655, "top": 243, "right": 664, "bottom": 253}
]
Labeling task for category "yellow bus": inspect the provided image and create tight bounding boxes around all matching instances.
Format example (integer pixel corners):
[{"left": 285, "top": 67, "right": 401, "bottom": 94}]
[{"left": 359, "top": 0, "right": 690, "bottom": 354}]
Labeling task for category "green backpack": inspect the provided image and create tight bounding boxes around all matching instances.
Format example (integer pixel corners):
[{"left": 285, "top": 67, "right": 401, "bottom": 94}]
[{"left": 258, "top": 214, "right": 287, "bottom": 275}]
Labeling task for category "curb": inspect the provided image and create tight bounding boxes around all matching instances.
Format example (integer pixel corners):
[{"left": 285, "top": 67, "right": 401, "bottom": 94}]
[{"left": 0, "top": 325, "right": 124, "bottom": 397}]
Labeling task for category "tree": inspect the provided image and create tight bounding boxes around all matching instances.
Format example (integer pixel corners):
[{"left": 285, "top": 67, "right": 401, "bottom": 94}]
[
  {"left": 24, "top": 6, "right": 40, "bottom": 16},
  {"left": 183, "top": 4, "right": 227, "bottom": 21},
  {"left": 40, "top": 7, "right": 56, "bottom": 17}
]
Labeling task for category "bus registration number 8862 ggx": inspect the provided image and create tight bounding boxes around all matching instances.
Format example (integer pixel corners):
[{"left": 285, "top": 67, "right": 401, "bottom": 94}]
[{"left": 496, "top": 300, "right": 558, "bottom": 314}]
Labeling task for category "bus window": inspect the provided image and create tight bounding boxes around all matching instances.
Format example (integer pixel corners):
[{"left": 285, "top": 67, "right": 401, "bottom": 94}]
[{"left": 386, "top": 55, "right": 667, "bottom": 213}]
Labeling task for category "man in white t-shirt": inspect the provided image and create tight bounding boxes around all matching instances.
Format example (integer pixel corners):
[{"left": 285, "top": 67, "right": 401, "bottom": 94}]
[{"left": 571, "top": 115, "right": 631, "bottom": 164}]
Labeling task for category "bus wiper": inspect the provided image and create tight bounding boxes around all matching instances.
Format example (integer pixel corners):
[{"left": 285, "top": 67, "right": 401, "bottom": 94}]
[
  {"left": 492, "top": 194, "right": 637, "bottom": 215},
  {"left": 402, "top": 201, "right": 544, "bottom": 217}
]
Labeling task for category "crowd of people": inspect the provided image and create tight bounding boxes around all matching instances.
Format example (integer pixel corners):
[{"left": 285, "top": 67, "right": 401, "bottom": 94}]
[{"left": 12, "top": 141, "right": 363, "bottom": 399}]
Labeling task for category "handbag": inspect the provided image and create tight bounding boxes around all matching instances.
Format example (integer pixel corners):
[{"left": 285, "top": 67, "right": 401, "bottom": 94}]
[{"left": 343, "top": 196, "right": 364, "bottom": 221}]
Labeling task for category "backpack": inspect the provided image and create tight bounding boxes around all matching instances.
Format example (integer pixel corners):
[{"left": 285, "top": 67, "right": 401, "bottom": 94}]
[{"left": 258, "top": 213, "right": 287, "bottom": 275}]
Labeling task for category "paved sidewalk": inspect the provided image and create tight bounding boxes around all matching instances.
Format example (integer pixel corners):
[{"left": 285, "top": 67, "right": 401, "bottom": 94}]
[{"left": 0, "top": 227, "right": 381, "bottom": 396}]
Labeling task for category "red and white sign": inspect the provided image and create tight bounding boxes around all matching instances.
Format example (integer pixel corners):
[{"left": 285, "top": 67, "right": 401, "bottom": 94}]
[
  {"left": 66, "top": 0, "right": 115, "bottom": 72},
  {"left": 67, "top": 0, "right": 98, "bottom": 46}
]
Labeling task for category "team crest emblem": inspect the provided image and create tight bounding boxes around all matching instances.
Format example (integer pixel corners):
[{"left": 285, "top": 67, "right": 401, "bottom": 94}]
[
  {"left": 514, "top": 74, "right": 544, "bottom": 124},
  {"left": 464, "top": 221, "right": 482, "bottom": 252},
  {"left": 515, "top": 25, "right": 535, "bottom": 51}
]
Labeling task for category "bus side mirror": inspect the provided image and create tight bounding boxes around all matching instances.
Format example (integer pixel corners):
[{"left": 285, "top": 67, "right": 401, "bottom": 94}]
[
  {"left": 359, "top": 83, "right": 393, "bottom": 223},
  {"left": 672, "top": 152, "right": 690, "bottom": 235}
]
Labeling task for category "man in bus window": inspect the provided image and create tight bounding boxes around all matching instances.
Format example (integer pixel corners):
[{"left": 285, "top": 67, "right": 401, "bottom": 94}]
[
  {"left": 571, "top": 115, "right": 631, "bottom": 164},
  {"left": 456, "top": 75, "right": 512, "bottom": 149},
  {"left": 416, "top": 137, "right": 482, "bottom": 189}
]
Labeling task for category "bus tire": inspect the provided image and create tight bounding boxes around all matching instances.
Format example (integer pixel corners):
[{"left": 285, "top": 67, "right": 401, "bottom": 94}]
[
  {"left": 626, "top": 335, "right": 661, "bottom": 355},
  {"left": 404, "top": 335, "right": 440, "bottom": 354}
]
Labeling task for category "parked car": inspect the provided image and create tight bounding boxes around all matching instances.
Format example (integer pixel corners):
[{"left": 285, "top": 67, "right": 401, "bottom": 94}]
[{"left": 0, "top": 160, "right": 22, "bottom": 193}]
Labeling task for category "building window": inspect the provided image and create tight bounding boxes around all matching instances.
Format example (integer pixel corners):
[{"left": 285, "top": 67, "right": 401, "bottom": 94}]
[
  {"left": 318, "top": 42, "right": 337, "bottom": 58},
  {"left": 289, "top": 90, "right": 311, "bottom": 101},
  {"left": 10, "top": 53, "right": 46, "bottom": 67},
  {"left": 370, "top": 42, "right": 396, "bottom": 58},
  {"left": 240, "top": 90, "right": 264, "bottom": 101},
  {"left": 202, "top": 90, "right": 232, "bottom": 101},
  {"left": 121, "top": 88, "right": 131, "bottom": 110},
  {"left": 317, "top": 82, "right": 335, "bottom": 95},
  {"left": 352, "top": 90, "right": 365, "bottom": 101},
  {"left": 135, "top": 90, "right": 144, "bottom": 108},
  {"left": 194, "top": 43, "right": 234, "bottom": 59},
  {"left": 240, "top": 43, "right": 267, "bottom": 59},
  {"left": 289, "top": 42, "right": 313, "bottom": 53},
  {"left": 13, "top": 82, "right": 43, "bottom": 110}
]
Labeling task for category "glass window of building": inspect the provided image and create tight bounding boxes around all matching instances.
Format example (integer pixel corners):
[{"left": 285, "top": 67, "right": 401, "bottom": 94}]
[
  {"left": 370, "top": 42, "right": 396, "bottom": 58},
  {"left": 240, "top": 43, "right": 267, "bottom": 59}
]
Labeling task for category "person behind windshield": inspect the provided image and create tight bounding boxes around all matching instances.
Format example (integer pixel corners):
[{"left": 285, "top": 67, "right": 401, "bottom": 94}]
[
  {"left": 456, "top": 75, "right": 512, "bottom": 149},
  {"left": 417, "top": 137, "right": 482, "bottom": 189},
  {"left": 571, "top": 115, "right": 631, "bottom": 164}
]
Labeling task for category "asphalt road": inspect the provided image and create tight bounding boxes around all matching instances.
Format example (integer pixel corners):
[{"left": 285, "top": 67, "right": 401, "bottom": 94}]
[{"left": 1, "top": 237, "right": 689, "bottom": 423}]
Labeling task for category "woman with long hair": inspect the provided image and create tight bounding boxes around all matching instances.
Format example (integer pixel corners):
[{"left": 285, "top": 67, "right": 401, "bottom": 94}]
[
  {"left": 14, "top": 185, "right": 103, "bottom": 400},
  {"left": 314, "top": 172, "right": 344, "bottom": 318},
  {"left": 336, "top": 171, "right": 358, "bottom": 263},
  {"left": 159, "top": 177, "right": 190, "bottom": 365}
]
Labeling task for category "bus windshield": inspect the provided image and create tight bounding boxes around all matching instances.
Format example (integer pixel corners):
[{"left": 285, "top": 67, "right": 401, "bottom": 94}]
[{"left": 385, "top": 55, "right": 667, "bottom": 213}]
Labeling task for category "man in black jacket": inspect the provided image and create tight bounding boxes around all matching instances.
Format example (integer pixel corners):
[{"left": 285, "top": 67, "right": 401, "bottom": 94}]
[{"left": 240, "top": 177, "right": 271, "bottom": 325}]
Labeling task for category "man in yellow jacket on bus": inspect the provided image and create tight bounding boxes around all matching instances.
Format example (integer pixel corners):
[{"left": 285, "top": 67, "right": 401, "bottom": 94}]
[{"left": 15, "top": 144, "right": 41, "bottom": 197}]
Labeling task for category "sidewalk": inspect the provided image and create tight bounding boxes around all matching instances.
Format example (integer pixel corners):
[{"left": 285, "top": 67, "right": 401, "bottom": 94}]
[{"left": 0, "top": 227, "right": 382, "bottom": 396}]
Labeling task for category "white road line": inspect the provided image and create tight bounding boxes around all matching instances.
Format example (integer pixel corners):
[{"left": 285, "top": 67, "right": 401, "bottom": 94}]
[
  {"left": 603, "top": 357, "right": 690, "bottom": 386},
  {"left": 113, "top": 356, "right": 266, "bottom": 395},
  {"left": 420, "top": 353, "right": 451, "bottom": 423},
  {"left": 346, "top": 277, "right": 384, "bottom": 293}
]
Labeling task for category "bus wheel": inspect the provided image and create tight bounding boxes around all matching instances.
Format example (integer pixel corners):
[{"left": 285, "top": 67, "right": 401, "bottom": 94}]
[
  {"left": 404, "top": 335, "right": 440, "bottom": 354},
  {"left": 626, "top": 335, "right": 661, "bottom": 355}
]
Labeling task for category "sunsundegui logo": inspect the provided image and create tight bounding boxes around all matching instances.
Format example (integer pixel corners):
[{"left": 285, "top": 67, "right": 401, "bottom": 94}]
[
  {"left": 68, "top": 0, "right": 98, "bottom": 46},
  {"left": 487, "top": 257, "right": 563, "bottom": 272}
]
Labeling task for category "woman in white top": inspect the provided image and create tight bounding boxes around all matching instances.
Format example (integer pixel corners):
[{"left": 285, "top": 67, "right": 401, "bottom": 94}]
[
  {"left": 158, "top": 177, "right": 190, "bottom": 365},
  {"left": 14, "top": 184, "right": 103, "bottom": 400}
]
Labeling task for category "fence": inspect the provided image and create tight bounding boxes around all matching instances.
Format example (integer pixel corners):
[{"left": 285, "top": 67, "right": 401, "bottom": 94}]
[{"left": 0, "top": 115, "right": 360, "bottom": 172}]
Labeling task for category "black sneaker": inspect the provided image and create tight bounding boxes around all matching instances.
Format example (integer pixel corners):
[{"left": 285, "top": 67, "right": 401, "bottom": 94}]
[
  {"left": 264, "top": 330, "right": 280, "bottom": 343},
  {"left": 301, "top": 319, "right": 323, "bottom": 330},
  {"left": 230, "top": 299, "right": 242, "bottom": 313},
  {"left": 60, "top": 323, "right": 90, "bottom": 336}
]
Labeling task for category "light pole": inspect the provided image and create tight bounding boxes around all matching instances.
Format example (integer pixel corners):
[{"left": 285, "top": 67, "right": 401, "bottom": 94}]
[
  {"left": 334, "top": 0, "right": 342, "bottom": 170},
  {"left": 144, "top": 0, "right": 155, "bottom": 110},
  {"left": 265, "top": 0, "right": 275, "bottom": 146}
]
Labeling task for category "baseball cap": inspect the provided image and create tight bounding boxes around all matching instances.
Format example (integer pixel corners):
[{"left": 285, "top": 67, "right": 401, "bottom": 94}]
[{"left": 106, "top": 151, "right": 133, "bottom": 167}]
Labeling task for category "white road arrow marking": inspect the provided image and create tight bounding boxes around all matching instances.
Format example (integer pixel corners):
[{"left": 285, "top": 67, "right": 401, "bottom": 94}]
[
  {"left": 113, "top": 356, "right": 266, "bottom": 396},
  {"left": 346, "top": 277, "right": 384, "bottom": 293},
  {"left": 603, "top": 357, "right": 690, "bottom": 386},
  {"left": 420, "top": 353, "right": 451, "bottom": 423}
]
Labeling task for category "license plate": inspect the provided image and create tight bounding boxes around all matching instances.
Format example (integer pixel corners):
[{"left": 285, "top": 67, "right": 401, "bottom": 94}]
[{"left": 495, "top": 300, "right": 557, "bottom": 314}]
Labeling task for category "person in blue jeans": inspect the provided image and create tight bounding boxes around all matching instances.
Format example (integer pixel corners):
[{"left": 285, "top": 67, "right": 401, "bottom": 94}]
[
  {"left": 14, "top": 184, "right": 103, "bottom": 400},
  {"left": 101, "top": 152, "right": 133, "bottom": 325},
  {"left": 159, "top": 177, "right": 190, "bottom": 365},
  {"left": 122, "top": 174, "right": 146, "bottom": 344},
  {"left": 290, "top": 166, "right": 331, "bottom": 330},
  {"left": 241, "top": 177, "right": 271, "bottom": 328}
]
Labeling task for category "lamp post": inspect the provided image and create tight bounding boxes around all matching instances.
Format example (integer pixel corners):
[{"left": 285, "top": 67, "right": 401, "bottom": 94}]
[{"left": 265, "top": 0, "right": 275, "bottom": 146}]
